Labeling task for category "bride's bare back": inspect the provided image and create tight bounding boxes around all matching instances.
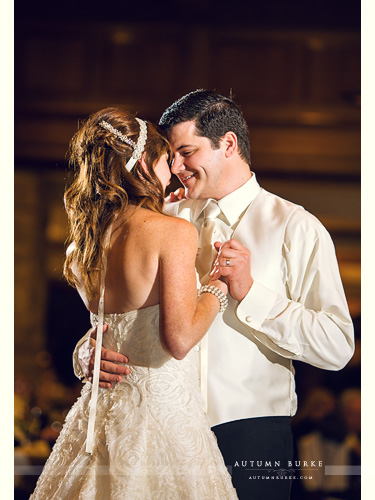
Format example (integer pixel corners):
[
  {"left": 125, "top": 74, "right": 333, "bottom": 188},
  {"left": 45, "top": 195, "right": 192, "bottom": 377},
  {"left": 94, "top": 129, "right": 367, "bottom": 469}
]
[
  {"left": 77, "top": 207, "right": 172, "bottom": 314},
  {"left": 76, "top": 205, "right": 226, "bottom": 360}
]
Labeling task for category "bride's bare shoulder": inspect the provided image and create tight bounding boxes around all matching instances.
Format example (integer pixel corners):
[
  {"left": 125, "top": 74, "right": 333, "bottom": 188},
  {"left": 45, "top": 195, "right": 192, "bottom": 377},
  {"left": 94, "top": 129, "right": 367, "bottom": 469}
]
[
  {"left": 158, "top": 216, "right": 198, "bottom": 259},
  {"left": 130, "top": 208, "right": 197, "bottom": 240},
  {"left": 159, "top": 213, "right": 197, "bottom": 242}
]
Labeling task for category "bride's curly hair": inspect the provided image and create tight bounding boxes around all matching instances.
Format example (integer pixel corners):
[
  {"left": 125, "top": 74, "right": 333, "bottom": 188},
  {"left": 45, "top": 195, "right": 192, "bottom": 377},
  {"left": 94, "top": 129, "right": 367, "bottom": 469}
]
[{"left": 63, "top": 107, "right": 171, "bottom": 300}]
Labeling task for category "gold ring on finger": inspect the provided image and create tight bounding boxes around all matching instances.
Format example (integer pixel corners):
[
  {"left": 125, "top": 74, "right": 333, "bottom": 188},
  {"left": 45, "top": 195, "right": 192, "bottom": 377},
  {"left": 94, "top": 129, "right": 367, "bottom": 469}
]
[{"left": 225, "top": 258, "right": 231, "bottom": 266}]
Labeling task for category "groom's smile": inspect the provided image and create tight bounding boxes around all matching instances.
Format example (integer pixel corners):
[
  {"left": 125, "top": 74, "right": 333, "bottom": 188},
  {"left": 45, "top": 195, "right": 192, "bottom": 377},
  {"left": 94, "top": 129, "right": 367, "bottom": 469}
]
[{"left": 168, "top": 120, "right": 227, "bottom": 200}]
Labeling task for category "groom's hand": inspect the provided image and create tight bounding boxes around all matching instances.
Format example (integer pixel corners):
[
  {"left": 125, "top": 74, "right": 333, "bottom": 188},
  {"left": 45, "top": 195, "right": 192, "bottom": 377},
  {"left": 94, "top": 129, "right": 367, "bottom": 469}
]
[
  {"left": 79, "top": 325, "right": 130, "bottom": 388},
  {"left": 209, "top": 239, "right": 254, "bottom": 302}
]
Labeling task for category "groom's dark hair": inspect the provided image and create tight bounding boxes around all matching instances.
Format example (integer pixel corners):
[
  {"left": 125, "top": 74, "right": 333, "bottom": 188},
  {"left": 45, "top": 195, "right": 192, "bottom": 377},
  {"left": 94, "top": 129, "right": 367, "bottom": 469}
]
[{"left": 159, "top": 89, "right": 251, "bottom": 166}]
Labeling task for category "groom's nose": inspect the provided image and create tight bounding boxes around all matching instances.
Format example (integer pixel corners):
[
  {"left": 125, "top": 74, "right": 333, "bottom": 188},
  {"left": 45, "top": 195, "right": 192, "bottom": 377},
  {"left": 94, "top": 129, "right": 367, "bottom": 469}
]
[{"left": 170, "top": 154, "right": 184, "bottom": 175}]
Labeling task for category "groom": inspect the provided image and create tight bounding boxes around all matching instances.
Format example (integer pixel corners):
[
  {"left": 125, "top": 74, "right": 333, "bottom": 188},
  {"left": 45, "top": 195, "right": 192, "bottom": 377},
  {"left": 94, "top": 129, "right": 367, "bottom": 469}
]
[{"left": 73, "top": 90, "right": 354, "bottom": 499}]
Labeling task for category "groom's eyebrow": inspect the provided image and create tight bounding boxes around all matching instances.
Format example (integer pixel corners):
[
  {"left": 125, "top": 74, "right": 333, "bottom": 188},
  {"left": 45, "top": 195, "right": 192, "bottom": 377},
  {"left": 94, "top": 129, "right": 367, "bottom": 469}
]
[{"left": 176, "top": 144, "right": 195, "bottom": 150}]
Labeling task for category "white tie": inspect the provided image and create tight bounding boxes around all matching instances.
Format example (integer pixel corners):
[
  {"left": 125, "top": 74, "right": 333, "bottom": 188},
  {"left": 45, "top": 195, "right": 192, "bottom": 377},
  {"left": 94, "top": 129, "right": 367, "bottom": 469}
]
[
  {"left": 196, "top": 200, "right": 222, "bottom": 281},
  {"left": 195, "top": 201, "right": 226, "bottom": 415}
]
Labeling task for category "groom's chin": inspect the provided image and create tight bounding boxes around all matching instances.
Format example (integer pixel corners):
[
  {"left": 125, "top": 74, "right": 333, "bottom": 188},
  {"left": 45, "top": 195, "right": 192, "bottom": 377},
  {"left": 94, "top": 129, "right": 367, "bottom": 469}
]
[{"left": 184, "top": 188, "right": 199, "bottom": 200}]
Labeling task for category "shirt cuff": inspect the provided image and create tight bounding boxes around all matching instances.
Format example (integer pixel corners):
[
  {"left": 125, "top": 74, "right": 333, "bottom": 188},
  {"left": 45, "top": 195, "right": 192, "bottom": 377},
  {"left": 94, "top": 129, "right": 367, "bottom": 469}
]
[
  {"left": 236, "top": 280, "right": 278, "bottom": 330},
  {"left": 72, "top": 332, "right": 92, "bottom": 381}
]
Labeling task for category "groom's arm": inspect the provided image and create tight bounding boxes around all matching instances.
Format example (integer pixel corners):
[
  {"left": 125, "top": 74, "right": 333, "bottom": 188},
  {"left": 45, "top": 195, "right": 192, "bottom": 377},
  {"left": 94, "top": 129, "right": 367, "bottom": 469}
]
[
  {"left": 73, "top": 326, "right": 130, "bottom": 388},
  {"left": 72, "top": 327, "right": 92, "bottom": 379},
  {"left": 211, "top": 221, "right": 354, "bottom": 371}
]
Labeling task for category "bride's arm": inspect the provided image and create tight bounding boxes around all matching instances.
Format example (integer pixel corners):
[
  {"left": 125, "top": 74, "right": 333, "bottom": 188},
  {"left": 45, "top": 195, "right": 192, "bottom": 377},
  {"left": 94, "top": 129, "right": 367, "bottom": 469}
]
[{"left": 158, "top": 217, "right": 227, "bottom": 360}]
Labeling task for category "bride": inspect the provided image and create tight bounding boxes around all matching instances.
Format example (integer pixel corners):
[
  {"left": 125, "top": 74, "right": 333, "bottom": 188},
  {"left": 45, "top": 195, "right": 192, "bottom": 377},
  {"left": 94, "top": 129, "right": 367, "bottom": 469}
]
[{"left": 30, "top": 107, "right": 238, "bottom": 499}]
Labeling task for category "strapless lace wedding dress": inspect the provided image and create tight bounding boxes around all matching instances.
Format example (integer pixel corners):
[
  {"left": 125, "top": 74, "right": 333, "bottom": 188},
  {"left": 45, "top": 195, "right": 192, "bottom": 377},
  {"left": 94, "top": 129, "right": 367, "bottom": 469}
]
[{"left": 30, "top": 305, "right": 238, "bottom": 499}]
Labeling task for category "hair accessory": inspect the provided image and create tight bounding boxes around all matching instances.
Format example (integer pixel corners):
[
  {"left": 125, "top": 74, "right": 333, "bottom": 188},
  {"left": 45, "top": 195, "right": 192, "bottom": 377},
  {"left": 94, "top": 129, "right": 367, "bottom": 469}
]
[
  {"left": 198, "top": 285, "right": 228, "bottom": 313},
  {"left": 99, "top": 117, "right": 148, "bottom": 172}
]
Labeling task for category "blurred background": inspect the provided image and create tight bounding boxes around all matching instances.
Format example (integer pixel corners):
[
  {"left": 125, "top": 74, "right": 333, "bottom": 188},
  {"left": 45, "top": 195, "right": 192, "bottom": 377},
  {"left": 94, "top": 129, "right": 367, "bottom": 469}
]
[{"left": 14, "top": 1, "right": 361, "bottom": 499}]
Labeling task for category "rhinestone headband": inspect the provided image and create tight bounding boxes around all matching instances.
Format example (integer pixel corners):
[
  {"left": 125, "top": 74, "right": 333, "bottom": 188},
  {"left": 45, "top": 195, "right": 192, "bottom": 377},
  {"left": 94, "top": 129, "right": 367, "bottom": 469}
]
[{"left": 99, "top": 117, "right": 148, "bottom": 172}]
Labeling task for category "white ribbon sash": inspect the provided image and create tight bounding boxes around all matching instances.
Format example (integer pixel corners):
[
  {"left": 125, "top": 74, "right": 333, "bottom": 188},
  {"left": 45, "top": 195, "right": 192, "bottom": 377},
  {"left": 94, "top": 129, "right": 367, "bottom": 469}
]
[{"left": 86, "top": 226, "right": 112, "bottom": 454}]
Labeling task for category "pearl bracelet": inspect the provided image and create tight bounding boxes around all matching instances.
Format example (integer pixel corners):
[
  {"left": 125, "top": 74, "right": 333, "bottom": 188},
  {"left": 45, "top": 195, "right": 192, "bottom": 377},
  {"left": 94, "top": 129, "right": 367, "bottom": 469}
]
[{"left": 198, "top": 285, "right": 229, "bottom": 313}]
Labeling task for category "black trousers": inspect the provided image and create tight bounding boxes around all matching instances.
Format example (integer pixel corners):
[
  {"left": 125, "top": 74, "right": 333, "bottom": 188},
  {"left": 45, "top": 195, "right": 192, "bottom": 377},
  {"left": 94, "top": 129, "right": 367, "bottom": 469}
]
[{"left": 212, "top": 416, "right": 293, "bottom": 500}]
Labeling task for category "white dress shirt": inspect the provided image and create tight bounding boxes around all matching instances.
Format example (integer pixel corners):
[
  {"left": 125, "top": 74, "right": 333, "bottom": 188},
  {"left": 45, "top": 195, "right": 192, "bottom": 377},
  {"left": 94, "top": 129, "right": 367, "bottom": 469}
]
[{"left": 164, "top": 173, "right": 354, "bottom": 427}]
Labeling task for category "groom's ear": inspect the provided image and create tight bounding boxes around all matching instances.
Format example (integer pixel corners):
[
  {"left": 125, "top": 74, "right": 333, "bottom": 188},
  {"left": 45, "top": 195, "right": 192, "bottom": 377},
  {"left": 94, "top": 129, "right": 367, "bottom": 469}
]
[
  {"left": 221, "top": 131, "right": 237, "bottom": 158},
  {"left": 138, "top": 152, "right": 149, "bottom": 174}
]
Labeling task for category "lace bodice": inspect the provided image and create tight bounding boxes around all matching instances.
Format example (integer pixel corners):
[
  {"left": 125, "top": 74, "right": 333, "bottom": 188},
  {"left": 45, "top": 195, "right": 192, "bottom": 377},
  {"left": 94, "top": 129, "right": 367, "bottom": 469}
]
[{"left": 91, "top": 305, "right": 175, "bottom": 368}]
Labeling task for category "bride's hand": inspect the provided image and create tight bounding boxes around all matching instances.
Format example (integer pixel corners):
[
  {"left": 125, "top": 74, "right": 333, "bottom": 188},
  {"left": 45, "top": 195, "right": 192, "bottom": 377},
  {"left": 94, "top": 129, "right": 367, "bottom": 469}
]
[{"left": 165, "top": 187, "right": 186, "bottom": 203}]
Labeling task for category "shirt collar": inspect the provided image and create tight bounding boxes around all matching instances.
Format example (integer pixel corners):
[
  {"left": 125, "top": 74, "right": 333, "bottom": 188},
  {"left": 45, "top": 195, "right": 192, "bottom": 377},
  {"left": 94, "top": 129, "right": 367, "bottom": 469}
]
[
  {"left": 188, "top": 172, "right": 260, "bottom": 224},
  {"left": 217, "top": 172, "right": 260, "bottom": 225}
]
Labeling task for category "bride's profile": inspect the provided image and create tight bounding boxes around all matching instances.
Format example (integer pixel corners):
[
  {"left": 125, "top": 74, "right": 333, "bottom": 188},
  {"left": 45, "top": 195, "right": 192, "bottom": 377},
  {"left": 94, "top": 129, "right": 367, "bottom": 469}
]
[{"left": 30, "top": 107, "right": 238, "bottom": 499}]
